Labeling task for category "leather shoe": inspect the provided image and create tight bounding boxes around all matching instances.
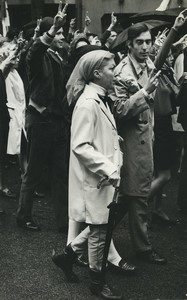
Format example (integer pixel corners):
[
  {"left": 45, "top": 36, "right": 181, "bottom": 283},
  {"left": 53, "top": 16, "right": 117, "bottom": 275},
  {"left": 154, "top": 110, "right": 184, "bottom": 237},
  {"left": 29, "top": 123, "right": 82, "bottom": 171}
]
[
  {"left": 34, "top": 190, "right": 44, "bottom": 198},
  {"left": 137, "top": 250, "right": 167, "bottom": 265},
  {"left": 108, "top": 259, "right": 136, "bottom": 275},
  {"left": 17, "top": 218, "right": 41, "bottom": 231},
  {"left": 91, "top": 283, "right": 123, "bottom": 300},
  {"left": 0, "top": 188, "right": 16, "bottom": 198},
  {"left": 52, "top": 248, "right": 79, "bottom": 283},
  {"left": 152, "top": 213, "right": 179, "bottom": 226}
]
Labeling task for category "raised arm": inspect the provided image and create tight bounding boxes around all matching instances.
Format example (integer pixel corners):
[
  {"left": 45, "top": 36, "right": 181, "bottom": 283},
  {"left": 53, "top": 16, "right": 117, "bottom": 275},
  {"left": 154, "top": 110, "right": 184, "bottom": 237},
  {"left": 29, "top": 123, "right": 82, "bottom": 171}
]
[{"left": 154, "top": 9, "right": 187, "bottom": 70}]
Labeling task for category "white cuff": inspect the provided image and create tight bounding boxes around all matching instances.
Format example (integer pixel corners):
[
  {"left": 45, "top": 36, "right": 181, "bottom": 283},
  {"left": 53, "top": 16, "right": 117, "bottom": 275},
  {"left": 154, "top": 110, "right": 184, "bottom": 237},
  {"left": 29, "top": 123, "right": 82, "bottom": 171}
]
[{"left": 141, "top": 88, "right": 150, "bottom": 98}]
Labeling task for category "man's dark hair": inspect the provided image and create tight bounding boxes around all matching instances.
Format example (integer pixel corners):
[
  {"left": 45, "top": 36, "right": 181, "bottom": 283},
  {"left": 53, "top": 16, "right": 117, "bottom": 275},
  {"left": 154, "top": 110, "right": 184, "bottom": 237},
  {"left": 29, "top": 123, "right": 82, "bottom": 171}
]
[
  {"left": 39, "top": 17, "right": 54, "bottom": 36},
  {"left": 127, "top": 23, "right": 152, "bottom": 46}
]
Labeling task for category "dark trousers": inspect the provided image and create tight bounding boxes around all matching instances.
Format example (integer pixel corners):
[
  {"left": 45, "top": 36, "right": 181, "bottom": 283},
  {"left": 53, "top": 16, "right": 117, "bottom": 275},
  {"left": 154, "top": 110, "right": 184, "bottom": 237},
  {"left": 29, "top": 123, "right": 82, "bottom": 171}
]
[
  {"left": 17, "top": 107, "right": 69, "bottom": 228},
  {"left": 0, "top": 113, "right": 9, "bottom": 188},
  {"left": 178, "top": 131, "right": 187, "bottom": 214},
  {"left": 117, "top": 194, "right": 152, "bottom": 252}
]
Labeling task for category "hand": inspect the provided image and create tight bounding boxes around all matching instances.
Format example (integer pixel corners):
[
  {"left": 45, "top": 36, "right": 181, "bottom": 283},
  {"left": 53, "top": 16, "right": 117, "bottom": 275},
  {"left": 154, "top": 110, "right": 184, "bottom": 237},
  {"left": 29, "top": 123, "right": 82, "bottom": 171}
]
[
  {"left": 108, "top": 171, "right": 120, "bottom": 187},
  {"left": 90, "top": 36, "right": 101, "bottom": 46},
  {"left": 173, "top": 33, "right": 187, "bottom": 48},
  {"left": 1, "top": 52, "right": 17, "bottom": 70},
  {"left": 154, "top": 28, "right": 169, "bottom": 47},
  {"left": 144, "top": 70, "right": 161, "bottom": 94},
  {"left": 16, "top": 31, "right": 26, "bottom": 52},
  {"left": 111, "top": 12, "right": 117, "bottom": 27},
  {"left": 74, "top": 29, "right": 80, "bottom": 38},
  {"left": 35, "top": 18, "right": 42, "bottom": 33},
  {"left": 173, "top": 8, "right": 187, "bottom": 30},
  {"left": 85, "top": 11, "right": 91, "bottom": 27},
  {"left": 53, "top": 1, "right": 68, "bottom": 31},
  {"left": 69, "top": 18, "right": 76, "bottom": 29}
]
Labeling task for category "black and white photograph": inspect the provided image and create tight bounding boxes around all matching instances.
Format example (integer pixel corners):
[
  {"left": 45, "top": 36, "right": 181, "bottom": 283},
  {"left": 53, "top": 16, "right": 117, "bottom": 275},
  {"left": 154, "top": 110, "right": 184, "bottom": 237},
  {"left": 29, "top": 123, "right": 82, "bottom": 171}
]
[{"left": 0, "top": 0, "right": 187, "bottom": 299}]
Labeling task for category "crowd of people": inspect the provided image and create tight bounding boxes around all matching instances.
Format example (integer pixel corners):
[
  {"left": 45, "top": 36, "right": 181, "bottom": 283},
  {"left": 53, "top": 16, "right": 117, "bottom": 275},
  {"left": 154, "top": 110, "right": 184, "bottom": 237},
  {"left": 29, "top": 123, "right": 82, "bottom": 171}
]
[{"left": 0, "top": 1, "right": 187, "bottom": 299}]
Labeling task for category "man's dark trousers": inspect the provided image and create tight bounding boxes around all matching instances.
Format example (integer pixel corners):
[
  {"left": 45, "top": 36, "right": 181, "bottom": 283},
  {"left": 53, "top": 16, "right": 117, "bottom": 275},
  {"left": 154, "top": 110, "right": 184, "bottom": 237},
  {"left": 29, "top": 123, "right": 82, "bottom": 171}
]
[
  {"left": 17, "top": 106, "right": 69, "bottom": 229},
  {"left": 178, "top": 131, "right": 187, "bottom": 213}
]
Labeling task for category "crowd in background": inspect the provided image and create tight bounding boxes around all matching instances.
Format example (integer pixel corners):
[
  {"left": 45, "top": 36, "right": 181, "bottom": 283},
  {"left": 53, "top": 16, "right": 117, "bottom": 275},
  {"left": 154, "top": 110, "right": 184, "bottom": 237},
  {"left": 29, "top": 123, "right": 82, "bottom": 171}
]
[{"left": 0, "top": 2, "right": 187, "bottom": 299}]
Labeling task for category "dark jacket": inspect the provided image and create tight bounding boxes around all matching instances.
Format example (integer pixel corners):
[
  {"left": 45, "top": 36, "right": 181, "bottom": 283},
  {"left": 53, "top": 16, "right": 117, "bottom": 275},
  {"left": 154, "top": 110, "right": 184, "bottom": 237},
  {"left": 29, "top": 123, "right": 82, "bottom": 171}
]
[
  {"left": 177, "top": 48, "right": 187, "bottom": 131},
  {"left": 0, "top": 70, "right": 9, "bottom": 160},
  {"left": 27, "top": 33, "right": 69, "bottom": 117}
]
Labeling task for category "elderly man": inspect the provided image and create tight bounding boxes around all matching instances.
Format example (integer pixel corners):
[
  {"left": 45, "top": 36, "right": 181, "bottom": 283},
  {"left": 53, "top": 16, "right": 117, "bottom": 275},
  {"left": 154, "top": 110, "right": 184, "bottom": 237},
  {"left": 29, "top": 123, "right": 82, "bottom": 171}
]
[
  {"left": 52, "top": 50, "right": 123, "bottom": 300},
  {"left": 16, "top": 2, "right": 70, "bottom": 232},
  {"left": 111, "top": 11, "right": 187, "bottom": 264}
]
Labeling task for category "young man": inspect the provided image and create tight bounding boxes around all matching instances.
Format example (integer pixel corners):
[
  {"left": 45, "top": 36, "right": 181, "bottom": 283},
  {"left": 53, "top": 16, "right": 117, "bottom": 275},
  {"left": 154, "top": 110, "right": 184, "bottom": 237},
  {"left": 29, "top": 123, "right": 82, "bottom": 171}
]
[
  {"left": 16, "top": 2, "right": 70, "bottom": 232},
  {"left": 111, "top": 11, "right": 187, "bottom": 264},
  {"left": 52, "top": 50, "right": 123, "bottom": 300}
]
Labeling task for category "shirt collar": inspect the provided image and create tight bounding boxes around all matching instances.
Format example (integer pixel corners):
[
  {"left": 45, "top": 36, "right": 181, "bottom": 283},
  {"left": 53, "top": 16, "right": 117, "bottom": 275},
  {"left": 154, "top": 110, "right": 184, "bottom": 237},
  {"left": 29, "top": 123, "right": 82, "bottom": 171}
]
[
  {"left": 128, "top": 53, "right": 154, "bottom": 76},
  {"left": 89, "top": 82, "right": 107, "bottom": 97}
]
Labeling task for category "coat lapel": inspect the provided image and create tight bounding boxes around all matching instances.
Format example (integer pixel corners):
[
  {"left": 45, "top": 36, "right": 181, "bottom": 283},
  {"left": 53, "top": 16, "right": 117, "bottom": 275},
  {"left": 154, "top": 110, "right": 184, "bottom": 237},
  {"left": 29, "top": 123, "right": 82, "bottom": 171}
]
[
  {"left": 99, "top": 100, "right": 117, "bottom": 130},
  {"left": 84, "top": 85, "right": 117, "bottom": 130}
]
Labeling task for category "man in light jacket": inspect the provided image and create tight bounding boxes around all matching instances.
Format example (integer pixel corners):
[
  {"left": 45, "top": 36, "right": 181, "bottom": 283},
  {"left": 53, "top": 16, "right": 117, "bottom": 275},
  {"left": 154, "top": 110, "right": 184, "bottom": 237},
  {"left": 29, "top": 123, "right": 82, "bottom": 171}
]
[{"left": 111, "top": 10, "right": 187, "bottom": 265}]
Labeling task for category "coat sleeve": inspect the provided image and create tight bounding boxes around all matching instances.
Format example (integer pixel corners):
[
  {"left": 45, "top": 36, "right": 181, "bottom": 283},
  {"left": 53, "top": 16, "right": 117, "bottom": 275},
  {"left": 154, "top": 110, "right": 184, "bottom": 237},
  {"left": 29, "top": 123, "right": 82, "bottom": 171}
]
[
  {"left": 26, "top": 33, "right": 54, "bottom": 75},
  {"left": 154, "top": 28, "right": 177, "bottom": 70},
  {"left": 71, "top": 104, "right": 117, "bottom": 177},
  {"left": 111, "top": 71, "right": 150, "bottom": 120}
]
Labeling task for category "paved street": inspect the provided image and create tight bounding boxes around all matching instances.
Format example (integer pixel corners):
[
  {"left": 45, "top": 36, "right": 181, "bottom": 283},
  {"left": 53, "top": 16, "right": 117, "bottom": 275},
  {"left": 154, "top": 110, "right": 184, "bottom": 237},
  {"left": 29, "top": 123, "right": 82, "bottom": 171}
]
[{"left": 0, "top": 158, "right": 186, "bottom": 300}]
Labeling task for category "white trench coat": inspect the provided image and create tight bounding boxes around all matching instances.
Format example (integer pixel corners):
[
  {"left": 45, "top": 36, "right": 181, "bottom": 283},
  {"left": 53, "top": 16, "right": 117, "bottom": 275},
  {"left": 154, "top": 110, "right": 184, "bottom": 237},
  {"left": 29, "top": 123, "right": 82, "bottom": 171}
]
[{"left": 69, "top": 83, "right": 122, "bottom": 225}]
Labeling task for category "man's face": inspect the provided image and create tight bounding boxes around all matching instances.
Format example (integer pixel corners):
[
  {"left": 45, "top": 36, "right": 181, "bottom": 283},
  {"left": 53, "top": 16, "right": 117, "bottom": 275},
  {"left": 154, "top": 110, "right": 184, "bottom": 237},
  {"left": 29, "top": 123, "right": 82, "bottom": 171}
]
[
  {"left": 51, "top": 28, "right": 65, "bottom": 50},
  {"left": 166, "top": 50, "right": 174, "bottom": 67},
  {"left": 129, "top": 31, "right": 152, "bottom": 62},
  {"left": 107, "top": 31, "right": 117, "bottom": 45},
  {"left": 96, "top": 58, "right": 116, "bottom": 90}
]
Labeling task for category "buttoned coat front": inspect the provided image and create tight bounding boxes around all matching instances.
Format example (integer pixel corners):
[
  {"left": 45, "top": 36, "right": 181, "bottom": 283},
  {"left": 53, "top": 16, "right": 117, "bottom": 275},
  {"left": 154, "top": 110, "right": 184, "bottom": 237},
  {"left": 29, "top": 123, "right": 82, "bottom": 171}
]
[
  {"left": 111, "top": 55, "right": 155, "bottom": 197},
  {"left": 69, "top": 84, "right": 122, "bottom": 224}
]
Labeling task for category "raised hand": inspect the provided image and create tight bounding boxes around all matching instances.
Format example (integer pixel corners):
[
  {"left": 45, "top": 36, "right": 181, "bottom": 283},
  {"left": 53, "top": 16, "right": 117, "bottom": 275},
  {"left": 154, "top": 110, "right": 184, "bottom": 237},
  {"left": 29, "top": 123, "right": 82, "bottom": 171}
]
[
  {"left": 35, "top": 18, "right": 42, "bottom": 33},
  {"left": 69, "top": 18, "right": 76, "bottom": 29},
  {"left": 53, "top": 1, "right": 68, "bottom": 30},
  {"left": 85, "top": 11, "right": 91, "bottom": 27},
  {"left": 155, "top": 28, "right": 169, "bottom": 46},
  {"left": 144, "top": 70, "right": 161, "bottom": 94},
  {"left": 111, "top": 12, "right": 117, "bottom": 27},
  {"left": 173, "top": 8, "right": 187, "bottom": 30}
]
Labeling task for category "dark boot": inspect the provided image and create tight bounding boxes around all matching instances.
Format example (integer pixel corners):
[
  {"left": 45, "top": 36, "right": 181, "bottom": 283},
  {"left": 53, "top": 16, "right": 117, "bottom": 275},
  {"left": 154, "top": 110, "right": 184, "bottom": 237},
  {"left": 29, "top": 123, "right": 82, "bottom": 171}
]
[
  {"left": 89, "top": 270, "right": 123, "bottom": 300},
  {"left": 52, "top": 244, "right": 79, "bottom": 283}
]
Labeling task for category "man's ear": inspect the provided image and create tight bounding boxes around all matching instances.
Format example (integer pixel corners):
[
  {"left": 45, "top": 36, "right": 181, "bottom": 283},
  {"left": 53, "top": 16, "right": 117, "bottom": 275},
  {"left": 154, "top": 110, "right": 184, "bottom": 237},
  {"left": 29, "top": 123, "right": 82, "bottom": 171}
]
[
  {"left": 93, "top": 69, "right": 101, "bottom": 79},
  {"left": 127, "top": 40, "right": 131, "bottom": 50}
]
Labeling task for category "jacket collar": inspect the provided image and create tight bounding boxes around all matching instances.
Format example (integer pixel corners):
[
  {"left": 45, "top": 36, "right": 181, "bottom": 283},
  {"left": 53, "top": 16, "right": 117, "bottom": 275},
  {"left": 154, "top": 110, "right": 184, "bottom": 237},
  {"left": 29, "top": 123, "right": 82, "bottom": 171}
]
[
  {"left": 128, "top": 53, "right": 155, "bottom": 87},
  {"left": 48, "top": 48, "right": 63, "bottom": 64}
]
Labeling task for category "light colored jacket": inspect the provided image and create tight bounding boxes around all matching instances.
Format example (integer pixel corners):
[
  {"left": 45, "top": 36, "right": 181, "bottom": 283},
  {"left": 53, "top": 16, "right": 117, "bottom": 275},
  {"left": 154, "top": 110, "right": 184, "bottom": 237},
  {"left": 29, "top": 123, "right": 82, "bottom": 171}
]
[
  {"left": 69, "top": 83, "right": 122, "bottom": 224},
  {"left": 111, "top": 55, "right": 155, "bottom": 196},
  {"left": 6, "top": 69, "right": 26, "bottom": 155}
]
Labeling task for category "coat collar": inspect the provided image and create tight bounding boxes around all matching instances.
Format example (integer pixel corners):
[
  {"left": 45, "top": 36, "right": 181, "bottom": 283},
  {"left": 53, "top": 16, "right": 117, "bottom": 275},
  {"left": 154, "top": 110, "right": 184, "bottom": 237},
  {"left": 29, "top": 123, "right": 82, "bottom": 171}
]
[
  {"left": 83, "top": 83, "right": 117, "bottom": 129},
  {"left": 128, "top": 53, "right": 155, "bottom": 88}
]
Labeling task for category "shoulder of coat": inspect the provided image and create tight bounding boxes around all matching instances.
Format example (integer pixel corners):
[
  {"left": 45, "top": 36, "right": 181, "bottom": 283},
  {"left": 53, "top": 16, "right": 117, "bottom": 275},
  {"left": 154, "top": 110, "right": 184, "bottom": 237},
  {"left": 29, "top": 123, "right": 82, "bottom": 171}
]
[
  {"left": 114, "top": 56, "right": 129, "bottom": 76},
  {"left": 77, "top": 95, "right": 99, "bottom": 109}
]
